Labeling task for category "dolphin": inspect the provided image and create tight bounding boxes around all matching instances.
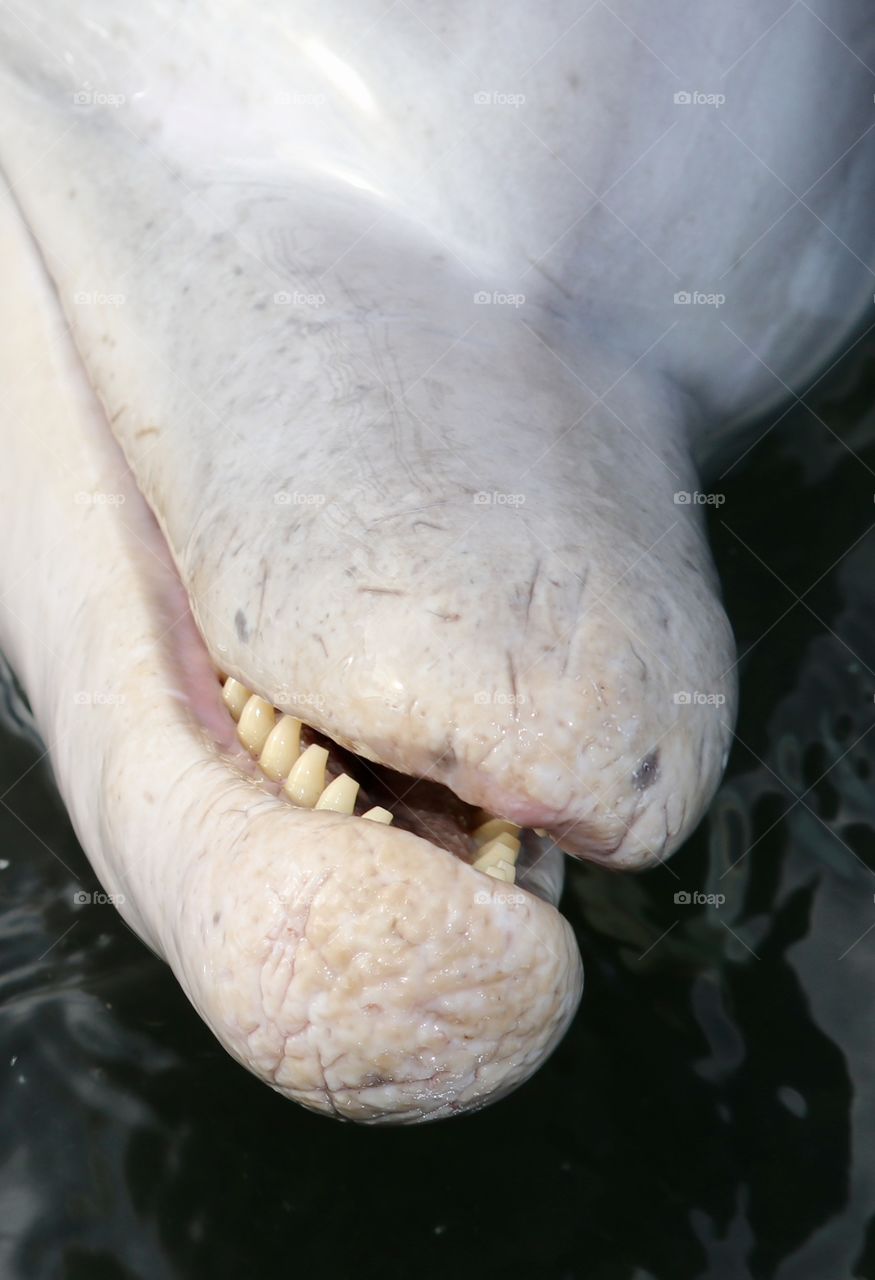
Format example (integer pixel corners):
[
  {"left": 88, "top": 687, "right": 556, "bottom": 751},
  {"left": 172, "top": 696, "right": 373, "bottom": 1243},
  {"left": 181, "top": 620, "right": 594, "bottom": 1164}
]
[{"left": 0, "top": 0, "right": 872, "bottom": 1121}]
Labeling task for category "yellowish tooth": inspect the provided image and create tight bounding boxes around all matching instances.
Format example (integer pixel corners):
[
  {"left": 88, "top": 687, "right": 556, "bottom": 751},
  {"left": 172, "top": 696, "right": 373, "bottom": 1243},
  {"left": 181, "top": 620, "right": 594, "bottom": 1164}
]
[
  {"left": 472, "top": 836, "right": 519, "bottom": 872},
  {"left": 472, "top": 817, "right": 521, "bottom": 846},
  {"left": 221, "top": 677, "right": 250, "bottom": 722},
  {"left": 485, "top": 860, "right": 516, "bottom": 884},
  {"left": 237, "top": 695, "right": 275, "bottom": 755},
  {"left": 315, "top": 773, "right": 360, "bottom": 814},
  {"left": 259, "top": 714, "right": 302, "bottom": 781},
  {"left": 534, "top": 828, "right": 547, "bottom": 838},
  {"left": 489, "top": 831, "right": 521, "bottom": 858},
  {"left": 283, "top": 744, "right": 329, "bottom": 807},
  {"left": 361, "top": 806, "right": 394, "bottom": 825}
]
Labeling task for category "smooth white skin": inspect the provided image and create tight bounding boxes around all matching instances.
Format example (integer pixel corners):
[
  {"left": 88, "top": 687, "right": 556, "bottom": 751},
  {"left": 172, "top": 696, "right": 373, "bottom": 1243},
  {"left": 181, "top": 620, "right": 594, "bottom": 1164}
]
[{"left": 0, "top": 1, "right": 871, "bottom": 1119}]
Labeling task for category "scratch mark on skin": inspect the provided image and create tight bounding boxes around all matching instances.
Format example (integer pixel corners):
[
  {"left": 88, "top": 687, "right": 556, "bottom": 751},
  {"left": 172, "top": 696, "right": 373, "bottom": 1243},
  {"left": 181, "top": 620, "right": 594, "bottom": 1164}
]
[
  {"left": 234, "top": 608, "right": 250, "bottom": 642},
  {"left": 693, "top": 733, "right": 706, "bottom": 793},
  {"left": 427, "top": 610, "right": 461, "bottom": 622},
  {"left": 507, "top": 651, "right": 520, "bottom": 722},
  {"left": 525, "top": 258, "right": 575, "bottom": 301},
  {"left": 524, "top": 559, "right": 541, "bottom": 628},
  {"left": 629, "top": 643, "right": 648, "bottom": 681},
  {"left": 358, "top": 587, "right": 406, "bottom": 596},
  {"left": 561, "top": 570, "right": 588, "bottom": 677},
  {"left": 255, "top": 557, "right": 269, "bottom": 634},
  {"left": 370, "top": 503, "right": 451, "bottom": 526},
  {"left": 109, "top": 404, "right": 128, "bottom": 423}
]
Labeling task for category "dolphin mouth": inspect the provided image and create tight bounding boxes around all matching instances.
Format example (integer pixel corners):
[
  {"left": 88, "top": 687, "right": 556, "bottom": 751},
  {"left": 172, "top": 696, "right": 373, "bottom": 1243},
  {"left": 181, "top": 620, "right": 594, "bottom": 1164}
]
[{"left": 212, "top": 668, "right": 559, "bottom": 898}]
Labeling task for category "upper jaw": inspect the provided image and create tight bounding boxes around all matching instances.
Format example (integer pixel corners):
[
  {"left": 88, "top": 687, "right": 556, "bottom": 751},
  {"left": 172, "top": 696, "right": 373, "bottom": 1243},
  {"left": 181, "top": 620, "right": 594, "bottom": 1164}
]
[
  {"left": 195, "top": 454, "right": 737, "bottom": 871},
  {"left": 167, "top": 338, "right": 736, "bottom": 873},
  {"left": 0, "top": 107, "right": 737, "bottom": 869}
]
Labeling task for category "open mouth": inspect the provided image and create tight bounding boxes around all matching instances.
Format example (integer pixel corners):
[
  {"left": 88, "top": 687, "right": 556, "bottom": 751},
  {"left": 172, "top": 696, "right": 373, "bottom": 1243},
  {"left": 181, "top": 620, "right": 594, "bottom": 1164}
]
[{"left": 217, "top": 672, "right": 554, "bottom": 895}]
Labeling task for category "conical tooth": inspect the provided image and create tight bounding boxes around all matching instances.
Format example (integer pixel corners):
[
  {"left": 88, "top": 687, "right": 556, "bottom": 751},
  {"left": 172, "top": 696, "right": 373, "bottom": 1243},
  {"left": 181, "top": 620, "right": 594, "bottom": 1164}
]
[
  {"left": 361, "top": 806, "right": 394, "bottom": 825},
  {"left": 485, "top": 859, "right": 516, "bottom": 884},
  {"left": 237, "top": 695, "right": 275, "bottom": 754},
  {"left": 283, "top": 744, "right": 328, "bottom": 807},
  {"left": 473, "top": 836, "right": 519, "bottom": 872},
  {"left": 315, "top": 773, "right": 360, "bottom": 814},
  {"left": 259, "top": 714, "right": 302, "bottom": 781},
  {"left": 534, "top": 828, "right": 547, "bottom": 838},
  {"left": 472, "top": 817, "right": 521, "bottom": 846},
  {"left": 221, "top": 677, "right": 251, "bottom": 722},
  {"left": 481, "top": 831, "right": 520, "bottom": 860}
]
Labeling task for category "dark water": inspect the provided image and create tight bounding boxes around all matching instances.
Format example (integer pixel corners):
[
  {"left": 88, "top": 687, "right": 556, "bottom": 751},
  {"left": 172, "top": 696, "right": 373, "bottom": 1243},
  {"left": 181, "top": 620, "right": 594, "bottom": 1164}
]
[{"left": 2, "top": 337, "right": 875, "bottom": 1280}]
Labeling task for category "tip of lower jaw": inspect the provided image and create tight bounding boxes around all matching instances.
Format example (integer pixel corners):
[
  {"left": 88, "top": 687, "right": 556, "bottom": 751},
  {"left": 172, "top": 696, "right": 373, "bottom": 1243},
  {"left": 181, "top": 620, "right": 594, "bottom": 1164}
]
[{"left": 278, "top": 1066, "right": 525, "bottom": 1125}]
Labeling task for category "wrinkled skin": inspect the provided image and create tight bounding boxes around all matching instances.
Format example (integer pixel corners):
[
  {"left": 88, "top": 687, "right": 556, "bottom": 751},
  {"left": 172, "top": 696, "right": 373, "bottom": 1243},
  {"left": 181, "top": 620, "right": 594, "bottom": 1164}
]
[{"left": 0, "top": 1, "right": 872, "bottom": 1121}]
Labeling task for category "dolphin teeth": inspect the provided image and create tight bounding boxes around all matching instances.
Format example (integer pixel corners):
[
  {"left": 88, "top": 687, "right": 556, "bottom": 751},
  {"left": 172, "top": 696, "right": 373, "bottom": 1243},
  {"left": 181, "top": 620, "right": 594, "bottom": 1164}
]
[
  {"left": 283, "top": 743, "right": 329, "bottom": 807},
  {"left": 237, "top": 695, "right": 275, "bottom": 754},
  {"left": 472, "top": 817, "right": 521, "bottom": 846},
  {"left": 361, "top": 806, "right": 394, "bottom": 825},
  {"left": 315, "top": 773, "right": 360, "bottom": 814},
  {"left": 484, "top": 859, "right": 517, "bottom": 883},
  {"left": 218, "top": 676, "right": 534, "bottom": 863},
  {"left": 472, "top": 835, "right": 520, "bottom": 880},
  {"left": 259, "top": 714, "right": 302, "bottom": 781},
  {"left": 221, "top": 676, "right": 251, "bottom": 721},
  {"left": 488, "top": 831, "right": 522, "bottom": 857}
]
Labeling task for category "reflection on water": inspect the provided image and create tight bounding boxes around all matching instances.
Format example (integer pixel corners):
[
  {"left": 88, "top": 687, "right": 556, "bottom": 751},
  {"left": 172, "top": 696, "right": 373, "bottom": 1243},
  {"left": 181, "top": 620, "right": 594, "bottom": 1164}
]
[{"left": 1, "top": 337, "right": 875, "bottom": 1280}]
